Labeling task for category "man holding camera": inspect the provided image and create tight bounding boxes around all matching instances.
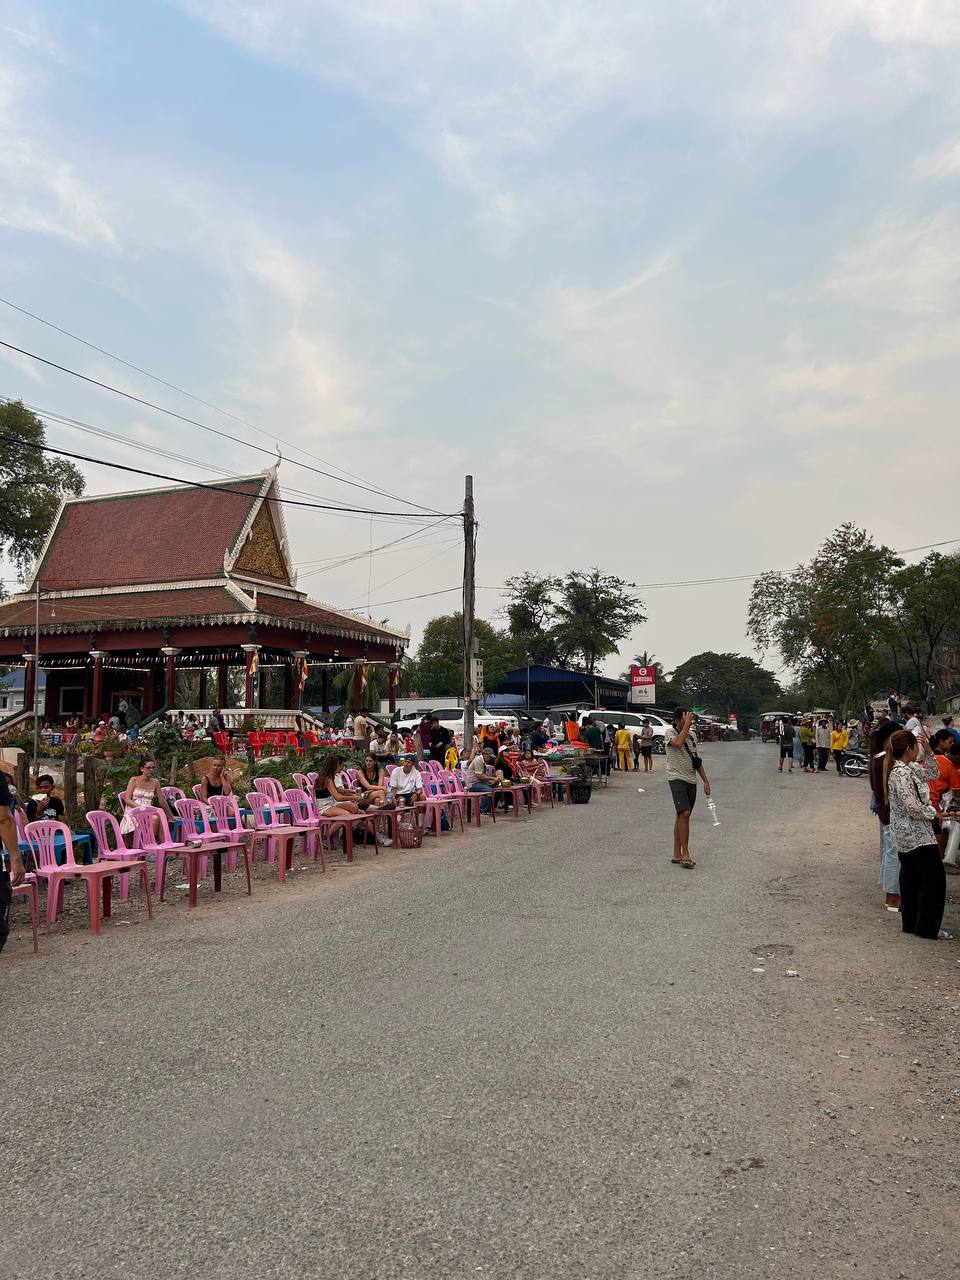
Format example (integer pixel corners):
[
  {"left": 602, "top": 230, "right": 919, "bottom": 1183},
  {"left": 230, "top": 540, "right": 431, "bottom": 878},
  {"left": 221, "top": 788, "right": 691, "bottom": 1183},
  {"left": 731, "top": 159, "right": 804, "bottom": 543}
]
[{"left": 666, "top": 707, "right": 711, "bottom": 869}]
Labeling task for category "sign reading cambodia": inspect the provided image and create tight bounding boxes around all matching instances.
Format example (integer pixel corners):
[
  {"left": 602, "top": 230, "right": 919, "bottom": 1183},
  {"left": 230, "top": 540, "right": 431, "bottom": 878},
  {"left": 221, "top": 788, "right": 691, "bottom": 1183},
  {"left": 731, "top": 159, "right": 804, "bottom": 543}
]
[{"left": 629, "top": 664, "right": 655, "bottom": 705}]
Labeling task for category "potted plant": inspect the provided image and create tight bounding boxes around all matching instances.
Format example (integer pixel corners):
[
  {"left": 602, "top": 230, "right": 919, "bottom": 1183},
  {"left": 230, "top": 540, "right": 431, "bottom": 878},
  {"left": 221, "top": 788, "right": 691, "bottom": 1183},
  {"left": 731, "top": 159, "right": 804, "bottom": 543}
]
[{"left": 569, "top": 758, "right": 592, "bottom": 804}]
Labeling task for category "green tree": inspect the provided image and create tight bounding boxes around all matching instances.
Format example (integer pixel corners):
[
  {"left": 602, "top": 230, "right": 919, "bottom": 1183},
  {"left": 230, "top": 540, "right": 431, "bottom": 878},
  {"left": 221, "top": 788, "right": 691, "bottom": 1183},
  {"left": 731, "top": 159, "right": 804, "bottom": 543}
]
[
  {"left": 885, "top": 552, "right": 960, "bottom": 696},
  {"left": 501, "top": 572, "right": 562, "bottom": 664},
  {"left": 670, "top": 651, "right": 781, "bottom": 719},
  {"left": 0, "top": 401, "right": 85, "bottom": 573},
  {"left": 551, "top": 569, "right": 646, "bottom": 673},
  {"left": 748, "top": 524, "right": 897, "bottom": 717},
  {"left": 411, "top": 613, "right": 523, "bottom": 698}
]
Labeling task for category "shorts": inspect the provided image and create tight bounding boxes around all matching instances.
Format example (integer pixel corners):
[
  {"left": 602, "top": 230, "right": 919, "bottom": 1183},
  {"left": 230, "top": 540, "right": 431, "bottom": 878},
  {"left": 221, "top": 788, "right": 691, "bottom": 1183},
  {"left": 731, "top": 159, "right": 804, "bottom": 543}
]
[
  {"left": 669, "top": 779, "right": 698, "bottom": 814},
  {"left": 640, "top": 745, "right": 653, "bottom": 758},
  {"left": 779, "top": 744, "right": 792, "bottom": 758}
]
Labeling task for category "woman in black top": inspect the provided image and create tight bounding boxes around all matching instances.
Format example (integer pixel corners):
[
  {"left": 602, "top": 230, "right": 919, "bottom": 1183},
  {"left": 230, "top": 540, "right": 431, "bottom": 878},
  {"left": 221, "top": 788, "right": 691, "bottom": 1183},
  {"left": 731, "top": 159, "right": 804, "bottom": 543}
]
[
  {"left": 199, "top": 757, "right": 233, "bottom": 802},
  {"left": 357, "top": 755, "right": 387, "bottom": 807}
]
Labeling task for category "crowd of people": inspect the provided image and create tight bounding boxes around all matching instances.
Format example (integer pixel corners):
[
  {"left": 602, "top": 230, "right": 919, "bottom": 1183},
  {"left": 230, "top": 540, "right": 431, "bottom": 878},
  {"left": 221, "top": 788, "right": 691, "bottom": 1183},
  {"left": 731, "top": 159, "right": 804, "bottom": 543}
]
[{"left": 866, "top": 709, "right": 960, "bottom": 939}]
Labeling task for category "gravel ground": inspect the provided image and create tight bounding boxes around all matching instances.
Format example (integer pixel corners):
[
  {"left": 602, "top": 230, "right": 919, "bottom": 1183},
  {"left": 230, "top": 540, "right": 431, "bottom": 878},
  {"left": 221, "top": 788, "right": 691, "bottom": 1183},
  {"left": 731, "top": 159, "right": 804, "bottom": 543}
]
[{"left": 4, "top": 743, "right": 959, "bottom": 1279}]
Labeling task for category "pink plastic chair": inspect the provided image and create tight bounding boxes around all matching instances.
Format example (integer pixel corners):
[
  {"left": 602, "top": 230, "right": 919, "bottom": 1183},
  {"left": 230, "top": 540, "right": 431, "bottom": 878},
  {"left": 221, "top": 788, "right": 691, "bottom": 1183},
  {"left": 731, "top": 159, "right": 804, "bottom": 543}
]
[
  {"left": 283, "top": 788, "right": 326, "bottom": 870},
  {"left": 293, "top": 772, "right": 312, "bottom": 794},
  {"left": 208, "top": 794, "right": 255, "bottom": 872},
  {"left": 162, "top": 786, "right": 186, "bottom": 804},
  {"left": 191, "top": 784, "right": 204, "bottom": 801},
  {"left": 129, "top": 806, "right": 188, "bottom": 899},
  {"left": 87, "top": 809, "right": 139, "bottom": 901},
  {"left": 245, "top": 792, "right": 314, "bottom": 881},
  {"left": 253, "top": 777, "right": 284, "bottom": 805},
  {"left": 174, "top": 798, "right": 220, "bottom": 878},
  {"left": 26, "top": 819, "right": 152, "bottom": 936}
]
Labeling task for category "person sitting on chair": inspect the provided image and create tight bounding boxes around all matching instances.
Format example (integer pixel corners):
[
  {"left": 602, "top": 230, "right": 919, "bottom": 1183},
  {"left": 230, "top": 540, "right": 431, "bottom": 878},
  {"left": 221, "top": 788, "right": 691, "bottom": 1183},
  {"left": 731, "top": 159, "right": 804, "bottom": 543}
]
[
  {"left": 388, "top": 755, "right": 425, "bottom": 808},
  {"left": 357, "top": 754, "right": 388, "bottom": 807},
  {"left": 199, "top": 757, "right": 233, "bottom": 801},
  {"left": 314, "top": 756, "right": 362, "bottom": 816}
]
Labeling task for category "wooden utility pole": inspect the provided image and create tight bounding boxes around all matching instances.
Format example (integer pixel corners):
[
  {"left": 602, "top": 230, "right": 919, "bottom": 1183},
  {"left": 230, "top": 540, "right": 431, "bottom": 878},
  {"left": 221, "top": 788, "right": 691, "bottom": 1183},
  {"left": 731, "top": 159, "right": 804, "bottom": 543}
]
[{"left": 463, "top": 475, "right": 476, "bottom": 751}]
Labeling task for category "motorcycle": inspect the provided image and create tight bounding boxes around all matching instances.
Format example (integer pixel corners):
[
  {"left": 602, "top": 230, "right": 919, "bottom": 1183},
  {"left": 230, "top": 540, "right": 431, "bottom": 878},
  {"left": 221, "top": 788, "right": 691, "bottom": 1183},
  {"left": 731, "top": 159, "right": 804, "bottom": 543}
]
[{"left": 842, "top": 748, "right": 869, "bottom": 778}]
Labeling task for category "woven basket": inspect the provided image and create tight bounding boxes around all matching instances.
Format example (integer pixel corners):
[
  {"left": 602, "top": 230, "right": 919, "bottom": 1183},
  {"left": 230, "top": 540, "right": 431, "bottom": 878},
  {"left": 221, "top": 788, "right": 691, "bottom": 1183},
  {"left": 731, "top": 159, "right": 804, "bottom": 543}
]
[{"left": 397, "top": 822, "right": 425, "bottom": 848}]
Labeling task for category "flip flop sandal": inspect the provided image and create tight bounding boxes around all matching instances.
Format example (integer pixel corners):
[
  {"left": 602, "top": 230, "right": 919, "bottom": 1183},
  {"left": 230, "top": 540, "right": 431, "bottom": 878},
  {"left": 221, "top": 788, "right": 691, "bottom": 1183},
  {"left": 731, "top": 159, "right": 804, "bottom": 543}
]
[
  {"left": 680, "top": 858, "right": 696, "bottom": 869},
  {"left": 670, "top": 857, "right": 683, "bottom": 866},
  {"left": 938, "top": 930, "right": 954, "bottom": 940}
]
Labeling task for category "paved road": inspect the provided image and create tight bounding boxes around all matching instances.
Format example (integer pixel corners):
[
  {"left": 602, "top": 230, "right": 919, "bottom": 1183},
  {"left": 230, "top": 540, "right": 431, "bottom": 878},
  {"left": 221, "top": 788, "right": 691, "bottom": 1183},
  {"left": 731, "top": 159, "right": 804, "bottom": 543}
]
[{"left": 5, "top": 744, "right": 959, "bottom": 1278}]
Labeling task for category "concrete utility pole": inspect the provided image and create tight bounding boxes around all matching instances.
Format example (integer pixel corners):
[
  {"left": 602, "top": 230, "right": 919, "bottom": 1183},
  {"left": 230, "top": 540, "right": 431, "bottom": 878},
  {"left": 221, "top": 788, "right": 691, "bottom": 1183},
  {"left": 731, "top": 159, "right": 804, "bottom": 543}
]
[{"left": 462, "top": 475, "right": 476, "bottom": 751}]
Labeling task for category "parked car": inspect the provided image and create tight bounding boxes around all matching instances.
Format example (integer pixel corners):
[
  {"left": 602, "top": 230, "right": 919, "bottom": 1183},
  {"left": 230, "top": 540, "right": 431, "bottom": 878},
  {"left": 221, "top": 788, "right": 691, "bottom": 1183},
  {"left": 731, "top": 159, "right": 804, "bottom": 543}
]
[
  {"left": 393, "top": 706, "right": 518, "bottom": 744},
  {"left": 576, "top": 708, "right": 670, "bottom": 752}
]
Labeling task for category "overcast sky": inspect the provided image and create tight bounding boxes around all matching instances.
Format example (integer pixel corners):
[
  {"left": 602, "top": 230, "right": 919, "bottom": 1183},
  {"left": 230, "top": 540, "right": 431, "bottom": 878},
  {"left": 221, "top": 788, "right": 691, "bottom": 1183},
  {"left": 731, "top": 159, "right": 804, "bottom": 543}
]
[{"left": 2, "top": 1, "right": 959, "bottom": 683}]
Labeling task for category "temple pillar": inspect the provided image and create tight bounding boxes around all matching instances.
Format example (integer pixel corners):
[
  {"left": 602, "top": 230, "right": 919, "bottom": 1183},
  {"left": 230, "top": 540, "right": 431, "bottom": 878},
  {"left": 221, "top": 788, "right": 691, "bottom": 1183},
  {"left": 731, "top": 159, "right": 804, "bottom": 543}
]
[
  {"left": 90, "top": 650, "right": 106, "bottom": 719},
  {"left": 161, "top": 646, "right": 180, "bottom": 710},
  {"left": 23, "top": 655, "right": 36, "bottom": 721},
  {"left": 241, "top": 645, "right": 260, "bottom": 709},
  {"left": 388, "top": 663, "right": 399, "bottom": 715},
  {"left": 353, "top": 663, "right": 363, "bottom": 712},
  {"left": 321, "top": 668, "right": 330, "bottom": 715},
  {"left": 258, "top": 667, "right": 268, "bottom": 708},
  {"left": 217, "top": 663, "right": 229, "bottom": 707},
  {"left": 198, "top": 667, "right": 208, "bottom": 708}
]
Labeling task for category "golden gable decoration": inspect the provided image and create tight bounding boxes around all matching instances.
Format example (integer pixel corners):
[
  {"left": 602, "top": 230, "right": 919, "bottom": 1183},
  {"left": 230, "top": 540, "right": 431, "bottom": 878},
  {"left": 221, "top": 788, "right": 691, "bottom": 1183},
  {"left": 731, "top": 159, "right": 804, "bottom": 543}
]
[{"left": 234, "top": 503, "right": 288, "bottom": 582}]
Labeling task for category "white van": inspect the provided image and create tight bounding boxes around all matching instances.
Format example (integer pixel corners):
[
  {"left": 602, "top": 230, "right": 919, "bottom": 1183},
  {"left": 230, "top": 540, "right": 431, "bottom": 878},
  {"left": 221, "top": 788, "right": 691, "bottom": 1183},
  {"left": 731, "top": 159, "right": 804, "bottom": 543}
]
[
  {"left": 577, "top": 708, "right": 669, "bottom": 752},
  {"left": 394, "top": 706, "right": 518, "bottom": 744}
]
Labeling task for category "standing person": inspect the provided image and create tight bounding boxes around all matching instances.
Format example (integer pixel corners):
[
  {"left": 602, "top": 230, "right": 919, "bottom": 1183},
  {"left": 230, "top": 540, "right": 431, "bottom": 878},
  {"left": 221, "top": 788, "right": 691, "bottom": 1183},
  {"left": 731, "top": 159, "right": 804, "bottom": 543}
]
[
  {"left": 799, "top": 720, "right": 816, "bottom": 773},
  {"left": 615, "top": 723, "right": 632, "bottom": 772},
  {"left": 640, "top": 717, "right": 655, "bottom": 773},
  {"left": 778, "top": 717, "right": 796, "bottom": 773},
  {"left": 927, "top": 730, "right": 960, "bottom": 815},
  {"left": 353, "top": 708, "right": 369, "bottom": 752},
  {"left": 791, "top": 719, "right": 804, "bottom": 771},
  {"left": 869, "top": 719, "right": 900, "bottom": 911},
  {"left": 124, "top": 700, "right": 142, "bottom": 744},
  {"left": 631, "top": 730, "right": 643, "bottom": 773},
  {"left": 883, "top": 729, "right": 948, "bottom": 940},
  {"left": 0, "top": 770, "right": 26, "bottom": 955},
  {"left": 888, "top": 691, "right": 900, "bottom": 722},
  {"left": 542, "top": 713, "right": 554, "bottom": 740},
  {"left": 815, "top": 718, "right": 831, "bottom": 771},
  {"left": 830, "top": 722, "right": 849, "bottom": 774},
  {"left": 666, "top": 707, "right": 711, "bottom": 869},
  {"left": 863, "top": 701, "right": 874, "bottom": 728},
  {"left": 417, "top": 714, "right": 433, "bottom": 759},
  {"left": 925, "top": 679, "right": 937, "bottom": 715},
  {"left": 428, "top": 716, "right": 452, "bottom": 762}
]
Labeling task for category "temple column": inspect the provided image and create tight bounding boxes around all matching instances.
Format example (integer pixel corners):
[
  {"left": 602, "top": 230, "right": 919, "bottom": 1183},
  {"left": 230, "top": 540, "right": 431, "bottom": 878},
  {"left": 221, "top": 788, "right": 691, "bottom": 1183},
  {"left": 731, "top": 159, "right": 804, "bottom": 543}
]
[
  {"left": 160, "top": 646, "right": 180, "bottom": 710},
  {"left": 90, "top": 650, "right": 106, "bottom": 719},
  {"left": 352, "top": 663, "right": 364, "bottom": 712},
  {"left": 241, "top": 645, "right": 260, "bottom": 709},
  {"left": 258, "top": 667, "right": 268, "bottom": 708},
  {"left": 321, "top": 668, "right": 330, "bottom": 715},
  {"left": 198, "top": 667, "right": 208, "bottom": 709},
  {"left": 23, "top": 655, "right": 36, "bottom": 721},
  {"left": 217, "top": 662, "right": 229, "bottom": 708},
  {"left": 388, "top": 663, "right": 399, "bottom": 714}
]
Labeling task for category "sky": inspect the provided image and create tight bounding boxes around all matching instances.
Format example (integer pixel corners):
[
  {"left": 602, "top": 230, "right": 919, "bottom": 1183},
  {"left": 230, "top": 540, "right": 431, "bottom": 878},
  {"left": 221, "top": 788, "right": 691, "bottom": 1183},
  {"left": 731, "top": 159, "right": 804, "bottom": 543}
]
[{"left": 2, "top": 1, "right": 960, "bottom": 685}]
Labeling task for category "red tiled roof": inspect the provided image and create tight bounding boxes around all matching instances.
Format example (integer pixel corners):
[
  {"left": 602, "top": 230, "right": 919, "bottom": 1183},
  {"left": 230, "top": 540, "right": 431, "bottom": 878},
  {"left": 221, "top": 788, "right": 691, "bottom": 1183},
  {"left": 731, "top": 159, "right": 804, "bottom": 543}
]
[
  {"left": 0, "top": 587, "right": 244, "bottom": 634},
  {"left": 0, "top": 586, "right": 403, "bottom": 645},
  {"left": 38, "top": 481, "right": 263, "bottom": 590}
]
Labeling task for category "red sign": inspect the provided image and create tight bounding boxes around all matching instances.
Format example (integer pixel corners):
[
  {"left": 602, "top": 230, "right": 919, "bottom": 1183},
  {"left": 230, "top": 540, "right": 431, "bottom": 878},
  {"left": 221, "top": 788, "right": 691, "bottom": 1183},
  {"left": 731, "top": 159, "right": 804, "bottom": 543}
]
[{"left": 630, "top": 664, "right": 656, "bottom": 705}]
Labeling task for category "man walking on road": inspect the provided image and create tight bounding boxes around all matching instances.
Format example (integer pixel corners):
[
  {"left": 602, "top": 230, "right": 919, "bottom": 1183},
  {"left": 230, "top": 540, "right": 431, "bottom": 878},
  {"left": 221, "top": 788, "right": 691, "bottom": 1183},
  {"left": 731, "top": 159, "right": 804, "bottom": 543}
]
[
  {"left": 778, "top": 717, "right": 796, "bottom": 773},
  {"left": 666, "top": 707, "right": 710, "bottom": 869}
]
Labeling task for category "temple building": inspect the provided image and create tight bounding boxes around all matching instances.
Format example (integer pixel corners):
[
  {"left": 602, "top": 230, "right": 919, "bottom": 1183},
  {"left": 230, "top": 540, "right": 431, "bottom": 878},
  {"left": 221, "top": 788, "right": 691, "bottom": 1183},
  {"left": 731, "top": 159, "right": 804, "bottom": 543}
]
[{"left": 0, "top": 469, "right": 408, "bottom": 726}]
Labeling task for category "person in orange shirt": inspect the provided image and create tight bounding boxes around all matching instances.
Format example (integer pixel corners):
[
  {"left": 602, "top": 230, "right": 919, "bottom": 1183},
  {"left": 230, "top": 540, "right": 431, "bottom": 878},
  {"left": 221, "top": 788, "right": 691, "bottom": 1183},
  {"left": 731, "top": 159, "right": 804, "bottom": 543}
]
[{"left": 928, "top": 730, "right": 960, "bottom": 812}]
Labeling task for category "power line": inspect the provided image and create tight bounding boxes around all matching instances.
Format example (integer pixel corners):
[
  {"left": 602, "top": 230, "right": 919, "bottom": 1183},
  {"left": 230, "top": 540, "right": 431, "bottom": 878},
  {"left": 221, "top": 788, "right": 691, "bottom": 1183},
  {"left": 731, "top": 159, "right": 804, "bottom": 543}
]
[
  {"left": 0, "top": 335, "right": 448, "bottom": 516},
  {"left": 7, "top": 397, "right": 446, "bottom": 527},
  {"left": 0, "top": 294, "right": 438, "bottom": 514},
  {"left": 0, "top": 429, "right": 460, "bottom": 520}
]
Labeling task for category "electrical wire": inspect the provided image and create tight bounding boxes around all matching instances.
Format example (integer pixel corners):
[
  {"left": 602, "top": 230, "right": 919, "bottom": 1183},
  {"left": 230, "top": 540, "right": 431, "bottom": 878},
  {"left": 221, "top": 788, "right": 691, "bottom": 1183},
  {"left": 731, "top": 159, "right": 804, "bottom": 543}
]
[
  {"left": 0, "top": 428, "right": 461, "bottom": 520},
  {"left": 0, "top": 334, "right": 448, "bottom": 516},
  {"left": 0, "top": 294, "right": 440, "bottom": 514}
]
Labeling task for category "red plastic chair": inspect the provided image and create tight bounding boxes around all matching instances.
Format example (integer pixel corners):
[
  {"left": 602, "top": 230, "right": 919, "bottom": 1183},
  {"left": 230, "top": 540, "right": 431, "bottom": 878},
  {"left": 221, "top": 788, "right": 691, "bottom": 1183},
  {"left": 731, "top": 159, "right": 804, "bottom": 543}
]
[
  {"left": 213, "top": 731, "right": 231, "bottom": 754},
  {"left": 26, "top": 819, "right": 152, "bottom": 936}
]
